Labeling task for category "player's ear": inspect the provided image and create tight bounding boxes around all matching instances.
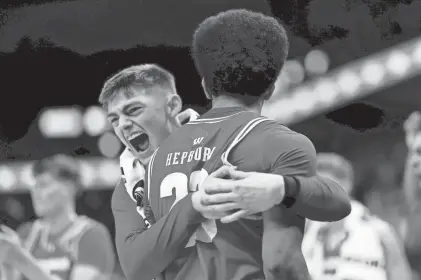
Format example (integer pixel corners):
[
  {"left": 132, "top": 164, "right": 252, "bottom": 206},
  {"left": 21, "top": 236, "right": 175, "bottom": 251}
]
[
  {"left": 201, "top": 79, "right": 212, "bottom": 100},
  {"left": 263, "top": 84, "right": 276, "bottom": 101},
  {"left": 166, "top": 94, "right": 182, "bottom": 118}
]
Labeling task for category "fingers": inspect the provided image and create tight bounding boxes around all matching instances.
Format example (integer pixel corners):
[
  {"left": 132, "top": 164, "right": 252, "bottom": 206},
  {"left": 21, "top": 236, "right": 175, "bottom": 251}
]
[
  {"left": 208, "top": 165, "right": 238, "bottom": 179},
  {"left": 176, "top": 110, "right": 191, "bottom": 125},
  {"left": 0, "top": 225, "right": 15, "bottom": 236},
  {"left": 176, "top": 109, "right": 199, "bottom": 125},
  {"left": 226, "top": 169, "right": 249, "bottom": 180},
  {"left": 204, "top": 202, "right": 240, "bottom": 215},
  {"left": 200, "top": 192, "right": 239, "bottom": 206},
  {"left": 0, "top": 225, "right": 15, "bottom": 234},
  {"left": 220, "top": 209, "right": 250, "bottom": 223},
  {"left": 203, "top": 178, "right": 236, "bottom": 194}
]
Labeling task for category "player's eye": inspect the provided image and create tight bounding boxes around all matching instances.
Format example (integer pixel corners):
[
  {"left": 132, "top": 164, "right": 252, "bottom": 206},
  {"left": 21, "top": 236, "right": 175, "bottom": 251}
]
[
  {"left": 127, "top": 107, "right": 143, "bottom": 115},
  {"left": 108, "top": 118, "right": 119, "bottom": 126}
]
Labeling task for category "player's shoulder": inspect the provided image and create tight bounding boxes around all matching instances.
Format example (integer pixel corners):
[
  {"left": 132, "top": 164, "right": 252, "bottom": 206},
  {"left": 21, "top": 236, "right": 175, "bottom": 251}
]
[
  {"left": 351, "top": 203, "right": 397, "bottom": 240},
  {"left": 369, "top": 215, "right": 395, "bottom": 235},
  {"left": 62, "top": 216, "right": 108, "bottom": 244},
  {"left": 259, "top": 119, "right": 309, "bottom": 139},
  {"left": 111, "top": 179, "right": 133, "bottom": 210},
  {"left": 251, "top": 119, "right": 315, "bottom": 151},
  {"left": 78, "top": 217, "right": 110, "bottom": 240}
]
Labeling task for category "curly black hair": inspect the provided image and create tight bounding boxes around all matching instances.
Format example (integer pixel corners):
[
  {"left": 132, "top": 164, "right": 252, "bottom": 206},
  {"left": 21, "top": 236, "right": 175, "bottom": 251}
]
[{"left": 191, "top": 9, "right": 289, "bottom": 98}]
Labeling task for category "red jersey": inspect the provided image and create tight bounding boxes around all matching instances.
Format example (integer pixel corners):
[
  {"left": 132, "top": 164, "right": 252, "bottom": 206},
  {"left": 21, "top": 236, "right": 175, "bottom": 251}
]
[
  {"left": 146, "top": 107, "right": 315, "bottom": 280},
  {"left": 18, "top": 216, "right": 115, "bottom": 280}
]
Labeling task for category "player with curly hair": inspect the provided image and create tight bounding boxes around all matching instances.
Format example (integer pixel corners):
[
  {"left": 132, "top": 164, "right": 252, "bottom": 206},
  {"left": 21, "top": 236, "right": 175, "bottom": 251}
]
[{"left": 127, "top": 9, "right": 350, "bottom": 280}]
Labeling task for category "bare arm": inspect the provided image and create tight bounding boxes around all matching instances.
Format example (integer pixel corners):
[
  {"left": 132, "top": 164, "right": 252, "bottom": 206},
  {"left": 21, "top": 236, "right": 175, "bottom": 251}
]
[
  {"left": 403, "top": 152, "right": 421, "bottom": 212},
  {"left": 375, "top": 221, "right": 412, "bottom": 280},
  {"left": 4, "top": 250, "right": 57, "bottom": 280}
]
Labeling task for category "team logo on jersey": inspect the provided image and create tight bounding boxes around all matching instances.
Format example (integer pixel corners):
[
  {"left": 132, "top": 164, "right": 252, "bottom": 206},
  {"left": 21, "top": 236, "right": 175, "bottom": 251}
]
[{"left": 193, "top": 137, "right": 204, "bottom": 146}]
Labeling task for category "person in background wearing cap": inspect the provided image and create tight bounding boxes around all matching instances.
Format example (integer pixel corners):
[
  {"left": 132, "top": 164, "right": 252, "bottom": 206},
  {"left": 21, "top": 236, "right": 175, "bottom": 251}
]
[
  {"left": 302, "top": 153, "right": 411, "bottom": 280},
  {"left": 0, "top": 154, "right": 115, "bottom": 280}
]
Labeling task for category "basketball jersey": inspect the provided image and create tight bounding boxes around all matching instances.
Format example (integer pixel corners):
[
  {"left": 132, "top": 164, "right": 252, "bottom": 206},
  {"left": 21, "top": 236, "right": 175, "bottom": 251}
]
[
  {"left": 147, "top": 107, "right": 271, "bottom": 280},
  {"left": 21, "top": 216, "right": 96, "bottom": 280},
  {"left": 303, "top": 201, "right": 387, "bottom": 280}
]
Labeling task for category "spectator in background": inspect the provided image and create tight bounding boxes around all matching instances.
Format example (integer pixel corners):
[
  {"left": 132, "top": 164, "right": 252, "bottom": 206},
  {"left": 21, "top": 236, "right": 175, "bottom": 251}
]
[
  {"left": 303, "top": 153, "right": 411, "bottom": 280},
  {"left": 0, "top": 154, "right": 115, "bottom": 280},
  {"left": 402, "top": 111, "right": 421, "bottom": 280}
]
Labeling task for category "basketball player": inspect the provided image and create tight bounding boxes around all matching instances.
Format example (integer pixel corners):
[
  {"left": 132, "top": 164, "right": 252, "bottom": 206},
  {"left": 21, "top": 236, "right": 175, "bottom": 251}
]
[
  {"left": 120, "top": 9, "right": 350, "bottom": 280},
  {"left": 0, "top": 154, "right": 115, "bottom": 280},
  {"left": 303, "top": 153, "right": 411, "bottom": 280},
  {"left": 103, "top": 61, "right": 350, "bottom": 279}
]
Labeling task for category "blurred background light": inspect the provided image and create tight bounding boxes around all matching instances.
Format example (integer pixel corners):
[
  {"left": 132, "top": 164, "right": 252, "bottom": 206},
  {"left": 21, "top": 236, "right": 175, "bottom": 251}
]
[
  {"left": 0, "top": 167, "right": 17, "bottom": 190},
  {"left": 38, "top": 107, "right": 83, "bottom": 138},
  {"left": 98, "top": 132, "right": 122, "bottom": 158},
  {"left": 83, "top": 106, "right": 109, "bottom": 136},
  {"left": 304, "top": 49, "right": 330, "bottom": 75},
  {"left": 386, "top": 51, "right": 411, "bottom": 76},
  {"left": 360, "top": 62, "right": 385, "bottom": 86}
]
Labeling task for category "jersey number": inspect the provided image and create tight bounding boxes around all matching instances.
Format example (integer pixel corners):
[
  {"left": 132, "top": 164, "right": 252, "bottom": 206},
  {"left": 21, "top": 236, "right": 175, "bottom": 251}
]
[
  {"left": 318, "top": 226, "right": 350, "bottom": 259},
  {"left": 160, "top": 170, "right": 217, "bottom": 248}
]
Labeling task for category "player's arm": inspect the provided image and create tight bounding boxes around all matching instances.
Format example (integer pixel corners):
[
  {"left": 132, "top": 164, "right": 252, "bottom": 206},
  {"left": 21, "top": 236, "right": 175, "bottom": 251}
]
[
  {"left": 375, "top": 221, "right": 412, "bottom": 280},
  {"left": 3, "top": 249, "right": 56, "bottom": 280},
  {"left": 1, "top": 222, "right": 56, "bottom": 280},
  {"left": 1, "top": 222, "right": 33, "bottom": 280},
  {"left": 403, "top": 151, "right": 421, "bottom": 212},
  {"left": 71, "top": 222, "right": 115, "bottom": 280},
  {"left": 112, "top": 180, "right": 205, "bottom": 280},
  {"left": 263, "top": 124, "right": 351, "bottom": 221}
]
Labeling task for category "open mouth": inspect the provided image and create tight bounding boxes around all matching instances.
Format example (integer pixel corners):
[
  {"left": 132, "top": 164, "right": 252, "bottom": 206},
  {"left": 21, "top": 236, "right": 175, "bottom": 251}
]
[{"left": 128, "top": 132, "right": 150, "bottom": 153}]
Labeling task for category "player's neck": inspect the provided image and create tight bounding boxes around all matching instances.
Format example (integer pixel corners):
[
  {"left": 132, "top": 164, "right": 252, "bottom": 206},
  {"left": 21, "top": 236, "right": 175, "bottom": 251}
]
[
  {"left": 42, "top": 207, "right": 77, "bottom": 234},
  {"left": 212, "top": 94, "right": 263, "bottom": 115}
]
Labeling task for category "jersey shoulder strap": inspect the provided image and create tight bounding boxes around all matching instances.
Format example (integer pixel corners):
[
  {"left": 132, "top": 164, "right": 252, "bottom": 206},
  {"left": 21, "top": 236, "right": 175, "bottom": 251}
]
[
  {"left": 23, "top": 220, "right": 42, "bottom": 252},
  {"left": 58, "top": 216, "right": 95, "bottom": 260},
  {"left": 146, "top": 148, "right": 159, "bottom": 201}
]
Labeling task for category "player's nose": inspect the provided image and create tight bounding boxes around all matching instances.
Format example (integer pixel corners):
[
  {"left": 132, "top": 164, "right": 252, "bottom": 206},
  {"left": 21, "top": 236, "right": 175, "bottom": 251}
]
[{"left": 119, "top": 115, "right": 133, "bottom": 131}]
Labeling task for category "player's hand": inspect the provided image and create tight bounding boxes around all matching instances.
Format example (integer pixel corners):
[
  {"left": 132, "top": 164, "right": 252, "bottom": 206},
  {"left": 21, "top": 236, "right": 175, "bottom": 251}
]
[
  {"left": 192, "top": 166, "right": 242, "bottom": 219},
  {"left": 202, "top": 167, "right": 285, "bottom": 223},
  {"left": 0, "top": 225, "right": 25, "bottom": 265},
  {"left": 404, "top": 111, "right": 421, "bottom": 148},
  {"left": 176, "top": 108, "right": 199, "bottom": 126}
]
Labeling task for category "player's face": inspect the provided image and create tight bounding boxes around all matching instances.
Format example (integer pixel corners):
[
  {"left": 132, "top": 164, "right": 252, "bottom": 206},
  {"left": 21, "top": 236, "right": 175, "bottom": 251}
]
[
  {"left": 31, "top": 173, "right": 72, "bottom": 217},
  {"left": 106, "top": 85, "right": 180, "bottom": 161},
  {"left": 410, "top": 133, "right": 421, "bottom": 177}
]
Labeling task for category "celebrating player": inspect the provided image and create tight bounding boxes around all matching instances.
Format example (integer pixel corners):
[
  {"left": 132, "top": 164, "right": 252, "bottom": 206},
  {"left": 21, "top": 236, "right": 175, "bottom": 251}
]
[
  {"left": 105, "top": 10, "right": 350, "bottom": 280},
  {"left": 303, "top": 153, "right": 411, "bottom": 280},
  {"left": 0, "top": 154, "right": 115, "bottom": 280}
]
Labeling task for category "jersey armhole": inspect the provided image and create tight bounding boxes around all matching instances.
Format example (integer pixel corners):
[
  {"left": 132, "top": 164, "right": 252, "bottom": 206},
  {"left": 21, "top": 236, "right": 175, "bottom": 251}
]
[
  {"left": 221, "top": 117, "right": 270, "bottom": 166},
  {"left": 146, "top": 148, "right": 159, "bottom": 201}
]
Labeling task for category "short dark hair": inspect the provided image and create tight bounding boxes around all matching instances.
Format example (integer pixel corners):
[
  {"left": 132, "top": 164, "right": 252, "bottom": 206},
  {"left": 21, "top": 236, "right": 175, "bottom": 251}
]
[
  {"left": 32, "top": 154, "right": 81, "bottom": 188},
  {"left": 191, "top": 9, "right": 289, "bottom": 98},
  {"left": 98, "top": 64, "right": 177, "bottom": 109},
  {"left": 316, "top": 153, "right": 354, "bottom": 184}
]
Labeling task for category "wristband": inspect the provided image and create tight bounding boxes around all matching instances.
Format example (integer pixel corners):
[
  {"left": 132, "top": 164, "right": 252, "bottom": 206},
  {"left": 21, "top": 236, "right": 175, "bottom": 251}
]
[{"left": 281, "top": 176, "right": 301, "bottom": 208}]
